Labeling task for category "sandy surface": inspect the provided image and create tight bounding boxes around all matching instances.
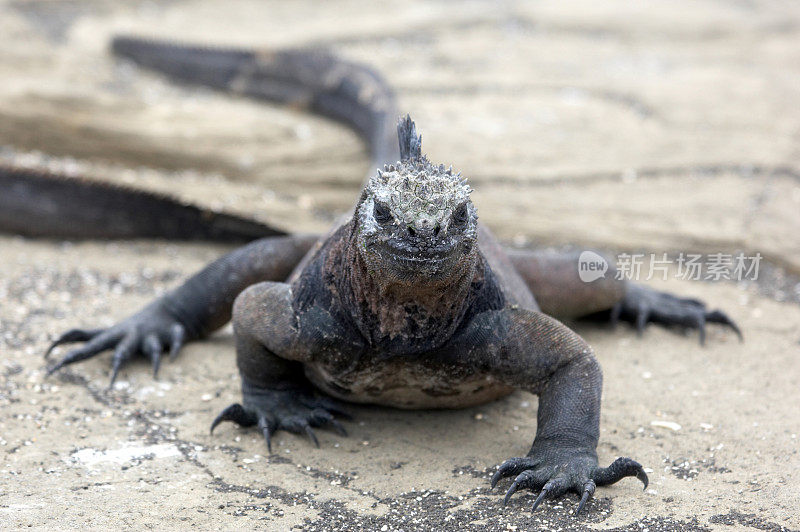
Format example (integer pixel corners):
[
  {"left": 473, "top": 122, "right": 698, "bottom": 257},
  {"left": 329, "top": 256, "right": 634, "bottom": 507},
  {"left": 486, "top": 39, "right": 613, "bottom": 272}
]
[{"left": 1, "top": 0, "right": 799, "bottom": 530}]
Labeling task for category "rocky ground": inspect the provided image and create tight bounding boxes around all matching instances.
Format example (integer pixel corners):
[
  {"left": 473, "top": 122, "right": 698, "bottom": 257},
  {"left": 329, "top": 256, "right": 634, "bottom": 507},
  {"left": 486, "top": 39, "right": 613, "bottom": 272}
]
[{"left": 0, "top": 0, "right": 798, "bottom": 530}]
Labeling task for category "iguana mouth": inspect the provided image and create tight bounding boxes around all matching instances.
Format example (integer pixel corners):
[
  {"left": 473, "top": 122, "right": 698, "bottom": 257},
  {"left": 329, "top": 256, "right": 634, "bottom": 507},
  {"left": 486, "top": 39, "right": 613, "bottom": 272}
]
[
  {"left": 381, "top": 248, "right": 462, "bottom": 278},
  {"left": 379, "top": 241, "right": 459, "bottom": 265},
  {"left": 394, "top": 254, "right": 449, "bottom": 264}
]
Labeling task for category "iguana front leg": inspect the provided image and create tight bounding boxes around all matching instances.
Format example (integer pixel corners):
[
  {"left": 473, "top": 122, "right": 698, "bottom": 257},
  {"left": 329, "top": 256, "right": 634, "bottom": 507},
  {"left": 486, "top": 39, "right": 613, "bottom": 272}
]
[
  {"left": 210, "top": 281, "right": 350, "bottom": 451},
  {"left": 46, "top": 234, "right": 318, "bottom": 384},
  {"left": 444, "top": 307, "right": 647, "bottom": 515},
  {"left": 506, "top": 248, "right": 740, "bottom": 343}
]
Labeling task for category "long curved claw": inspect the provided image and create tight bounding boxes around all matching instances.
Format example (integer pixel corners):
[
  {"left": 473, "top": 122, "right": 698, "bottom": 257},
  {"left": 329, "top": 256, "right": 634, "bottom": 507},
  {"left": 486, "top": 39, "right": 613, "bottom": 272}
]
[
  {"left": 168, "top": 323, "right": 186, "bottom": 360},
  {"left": 530, "top": 486, "right": 550, "bottom": 512},
  {"left": 329, "top": 418, "right": 348, "bottom": 437},
  {"left": 491, "top": 457, "right": 530, "bottom": 489},
  {"left": 695, "top": 313, "right": 707, "bottom": 346},
  {"left": 491, "top": 469, "right": 504, "bottom": 490},
  {"left": 575, "top": 480, "right": 596, "bottom": 516},
  {"left": 308, "top": 396, "right": 352, "bottom": 420},
  {"left": 502, "top": 469, "right": 540, "bottom": 506},
  {"left": 592, "top": 457, "right": 648, "bottom": 490},
  {"left": 304, "top": 425, "right": 320, "bottom": 448},
  {"left": 258, "top": 416, "right": 276, "bottom": 453},
  {"left": 108, "top": 334, "right": 137, "bottom": 388},
  {"left": 706, "top": 309, "right": 743, "bottom": 342},
  {"left": 151, "top": 350, "right": 163, "bottom": 378},
  {"left": 46, "top": 362, "right": 64, "bottom": 377},
  {"left": 635, "top": 303, "right": 650, "bottom": 336},
  {"left": 143, "top": 334, "right": 163, "bottom": 377},
  {"left": 503, "top": 480, "right": 521, "bottom": 506},
  {"left": 638, "top": 469, "right": 649, "bottom": 489},
  {"left": 503, "top": 480, "right": 519, "bottom": 506},
  {"left": 309, "top": 408, "right": 348, "bottom": 437},
  {"left": 533, "top": 477, "right": 571, "bottom": 513},
  {"left": 45, "top": 328, "right": 103, "bottom": 359},
  {"left": 46, "top": 332, "right": 122, "bottom": 376},
  {"left": 209, "top": 403, "right": 257, "bottom": 434}
]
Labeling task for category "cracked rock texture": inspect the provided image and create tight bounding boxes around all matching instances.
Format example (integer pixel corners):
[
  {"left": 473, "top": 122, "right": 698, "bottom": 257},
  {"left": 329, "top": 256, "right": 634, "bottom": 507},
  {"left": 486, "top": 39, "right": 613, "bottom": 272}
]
[{"left": 0, "top": 0, "right": 798, "bottom": 530}]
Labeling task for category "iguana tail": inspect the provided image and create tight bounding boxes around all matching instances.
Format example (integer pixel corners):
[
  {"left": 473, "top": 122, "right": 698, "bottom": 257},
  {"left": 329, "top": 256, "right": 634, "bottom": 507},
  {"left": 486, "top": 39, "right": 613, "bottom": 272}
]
[
  {"left": 0, "top": 164, "right": 285, "bottom": 241},
  {"left": 111, "top": 36, "right": 400, "bottom": 170},
  {"left": 0, "top": 37, "right": 400, "bottom": 240}
]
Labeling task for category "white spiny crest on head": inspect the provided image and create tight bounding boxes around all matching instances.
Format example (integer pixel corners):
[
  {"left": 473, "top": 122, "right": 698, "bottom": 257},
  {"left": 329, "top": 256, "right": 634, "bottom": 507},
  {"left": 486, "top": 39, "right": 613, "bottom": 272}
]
[
  {"left": 368, "top": 156, "right": 472, "bottom": 229},
  {"left": 359, "top": 115, "right": 475, "bottom": 234}
]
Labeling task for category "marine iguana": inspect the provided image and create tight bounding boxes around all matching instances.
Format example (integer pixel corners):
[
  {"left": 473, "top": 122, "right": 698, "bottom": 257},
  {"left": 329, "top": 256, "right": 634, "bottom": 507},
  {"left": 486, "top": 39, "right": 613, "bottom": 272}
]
[{"left": 6, "top": 37, "right": 741, "bottom": 516}]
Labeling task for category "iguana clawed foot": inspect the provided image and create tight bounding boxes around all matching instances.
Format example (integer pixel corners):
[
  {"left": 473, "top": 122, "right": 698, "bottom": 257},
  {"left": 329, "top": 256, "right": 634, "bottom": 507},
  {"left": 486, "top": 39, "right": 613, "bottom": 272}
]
[
  {"left": 210, "top": 384, "right": 350, "bottom": 453},
  {"left": 611, "top": 284, "right": 741, "bottom": 345},
  {"left": 491, "top": 452, "right": 647, "bottom": 516},
  {"left": 44, "top": 302, "right": 188, "bottom": 387}
]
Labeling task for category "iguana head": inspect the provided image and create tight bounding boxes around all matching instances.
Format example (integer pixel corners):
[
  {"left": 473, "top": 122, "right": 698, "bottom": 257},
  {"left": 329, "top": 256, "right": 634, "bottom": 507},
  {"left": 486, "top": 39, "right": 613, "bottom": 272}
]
[{"left": 355, "top": 116, "right": 478, "bottom": 283}]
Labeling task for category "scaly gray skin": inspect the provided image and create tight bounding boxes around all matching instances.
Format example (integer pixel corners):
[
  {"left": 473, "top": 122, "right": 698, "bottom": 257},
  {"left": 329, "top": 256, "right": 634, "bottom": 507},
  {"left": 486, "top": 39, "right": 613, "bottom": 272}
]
[
  {"left": 32, "top": 38, "right": 744, "bottom": 516},
  {"left": 214, "top": 118, "right": 648, "bottom": 516}
]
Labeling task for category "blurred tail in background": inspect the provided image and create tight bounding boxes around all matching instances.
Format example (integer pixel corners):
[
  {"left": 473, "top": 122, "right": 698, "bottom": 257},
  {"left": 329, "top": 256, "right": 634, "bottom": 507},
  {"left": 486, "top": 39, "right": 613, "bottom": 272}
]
[{"left": 0, "top": 36, "right": 400, "bottom": 241}]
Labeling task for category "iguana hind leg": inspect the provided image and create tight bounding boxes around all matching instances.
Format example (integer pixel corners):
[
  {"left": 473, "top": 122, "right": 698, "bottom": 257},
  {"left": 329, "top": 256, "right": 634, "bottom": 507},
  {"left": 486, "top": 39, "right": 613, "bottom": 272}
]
[
  {"left": 504, "top": 249, "right": 624, "bottom": 318},
  {"left": 506, "top": 248, "right": 741, "bottom": 344},
  {"left": 609, "top": 283, "right": 741, "bottom": 344}
]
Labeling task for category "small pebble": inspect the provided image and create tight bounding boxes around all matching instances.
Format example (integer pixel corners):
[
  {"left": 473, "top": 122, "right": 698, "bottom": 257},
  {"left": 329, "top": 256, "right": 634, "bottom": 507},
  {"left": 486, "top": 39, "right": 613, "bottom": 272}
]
[{"left": 651, "top": 420, "right": 681, "bottom": 431}]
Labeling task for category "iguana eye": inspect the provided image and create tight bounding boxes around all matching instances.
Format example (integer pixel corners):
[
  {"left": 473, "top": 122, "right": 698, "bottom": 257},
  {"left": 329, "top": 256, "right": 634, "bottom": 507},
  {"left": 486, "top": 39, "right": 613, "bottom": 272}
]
[
  {"left": 452, "top": 203, "right": 469, "bottom": 226},
  {"left": 373, "top": 201, "right": 393, "bottom": 225}
]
